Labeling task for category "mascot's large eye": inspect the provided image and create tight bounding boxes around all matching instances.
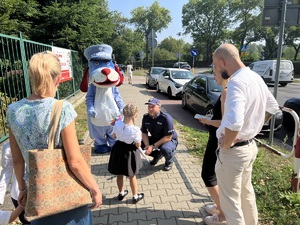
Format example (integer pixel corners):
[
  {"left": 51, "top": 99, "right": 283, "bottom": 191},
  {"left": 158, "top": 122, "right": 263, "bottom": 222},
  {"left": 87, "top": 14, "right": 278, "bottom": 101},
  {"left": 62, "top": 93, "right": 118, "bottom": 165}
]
[
  {"left": 106, "top": 61, "right": 110, "bottom": 66},
  {"left": 95, "top": 62, "right": 99, "bottom": 66}
]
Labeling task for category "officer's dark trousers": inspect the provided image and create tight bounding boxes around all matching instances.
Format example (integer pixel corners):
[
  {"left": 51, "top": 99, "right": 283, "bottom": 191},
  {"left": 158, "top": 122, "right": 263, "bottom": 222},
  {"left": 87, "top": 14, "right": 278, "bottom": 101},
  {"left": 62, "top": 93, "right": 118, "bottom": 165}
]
[{"left": 142, "top": 136, "right": 178, "bottom": 163}]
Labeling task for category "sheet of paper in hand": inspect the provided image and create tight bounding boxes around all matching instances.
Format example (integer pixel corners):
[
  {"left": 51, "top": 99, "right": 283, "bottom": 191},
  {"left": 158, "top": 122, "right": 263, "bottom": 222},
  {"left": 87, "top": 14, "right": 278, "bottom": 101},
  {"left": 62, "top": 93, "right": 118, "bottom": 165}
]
[{"left": 194, "top": 114, "right": 212, "bottom": 120}]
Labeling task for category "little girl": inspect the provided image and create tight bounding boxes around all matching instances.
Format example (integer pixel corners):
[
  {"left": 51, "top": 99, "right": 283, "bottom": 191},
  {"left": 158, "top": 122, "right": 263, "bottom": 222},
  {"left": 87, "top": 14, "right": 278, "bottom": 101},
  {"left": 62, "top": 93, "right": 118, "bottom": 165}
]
[{"left": 108, "top": 104, "right": 144, "bottom": 204}]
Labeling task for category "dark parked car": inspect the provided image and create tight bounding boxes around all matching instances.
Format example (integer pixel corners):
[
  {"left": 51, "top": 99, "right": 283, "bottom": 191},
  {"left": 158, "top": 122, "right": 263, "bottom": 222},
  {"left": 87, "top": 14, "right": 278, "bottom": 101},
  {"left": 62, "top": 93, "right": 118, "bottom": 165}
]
[
  {"left": 118, "top": 64, "right": 126, "bottom": 72},
  {"left": 282, "top": 98, "right": 300, "bottom": 131},
  {"left": 182, "top": 73, "right": 222, "bottom": 115},
  {"left": 172, "top": 62, "right": 191, "bottom": 70},
  {"left": 145, "top": 67, "right": 165, "bottom": 88},
  {"left": 182, "top": 73, "right": 282, "bottom": 133}
]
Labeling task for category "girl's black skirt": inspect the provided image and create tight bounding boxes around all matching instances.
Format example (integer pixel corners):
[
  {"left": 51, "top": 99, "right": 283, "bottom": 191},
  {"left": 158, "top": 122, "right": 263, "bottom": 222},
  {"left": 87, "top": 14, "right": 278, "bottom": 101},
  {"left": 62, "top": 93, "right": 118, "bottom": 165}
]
[{"left": 108, "top": 140, "right": 143, "bottom": 177}]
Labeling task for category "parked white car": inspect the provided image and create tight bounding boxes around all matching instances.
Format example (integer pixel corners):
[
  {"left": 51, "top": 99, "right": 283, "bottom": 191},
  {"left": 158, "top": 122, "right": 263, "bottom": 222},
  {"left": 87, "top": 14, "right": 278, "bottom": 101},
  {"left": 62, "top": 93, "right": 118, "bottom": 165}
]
[{"left": 156, "top": 68, "right": 194, "bottom": 98}]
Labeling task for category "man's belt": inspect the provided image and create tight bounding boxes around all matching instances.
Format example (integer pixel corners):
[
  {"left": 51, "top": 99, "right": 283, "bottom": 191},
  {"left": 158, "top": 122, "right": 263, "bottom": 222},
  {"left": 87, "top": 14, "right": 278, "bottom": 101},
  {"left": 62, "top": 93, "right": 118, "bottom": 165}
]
[{"left": 231, "top": 139, "right": 253, "bottom": 148}]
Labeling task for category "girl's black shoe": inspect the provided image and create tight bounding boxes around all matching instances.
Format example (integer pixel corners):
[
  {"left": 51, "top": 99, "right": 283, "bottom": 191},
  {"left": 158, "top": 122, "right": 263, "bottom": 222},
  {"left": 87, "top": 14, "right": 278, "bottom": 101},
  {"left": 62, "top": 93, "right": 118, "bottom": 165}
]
[{"left": 133, "top": 193, "right": 144, "bottom": 204}]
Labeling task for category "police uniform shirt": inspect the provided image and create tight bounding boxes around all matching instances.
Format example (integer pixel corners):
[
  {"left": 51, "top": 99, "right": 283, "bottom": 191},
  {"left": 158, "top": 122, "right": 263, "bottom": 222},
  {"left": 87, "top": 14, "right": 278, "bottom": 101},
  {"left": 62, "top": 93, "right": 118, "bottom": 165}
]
[{"left": 141, "top": 111, "right": 177, "bottom": 142}]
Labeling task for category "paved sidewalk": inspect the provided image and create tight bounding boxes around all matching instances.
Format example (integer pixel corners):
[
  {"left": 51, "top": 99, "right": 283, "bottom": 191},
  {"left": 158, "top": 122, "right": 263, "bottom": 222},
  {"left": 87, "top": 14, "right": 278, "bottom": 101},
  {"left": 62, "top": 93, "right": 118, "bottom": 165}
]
[{"left": 0, "top": 76, "right": 211, "bottom": 224}]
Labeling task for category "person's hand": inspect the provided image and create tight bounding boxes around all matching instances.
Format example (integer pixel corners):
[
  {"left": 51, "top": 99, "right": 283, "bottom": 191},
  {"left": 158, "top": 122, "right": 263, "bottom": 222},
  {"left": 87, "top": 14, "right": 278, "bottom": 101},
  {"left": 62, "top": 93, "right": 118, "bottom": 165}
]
[
  {"left": 144, "top": 145, "right": 153, "bottom": 156},
  {"left": 19, "top": 194, "right": 27, "bottom": 208},
  {"left": 88, "top": 108, "right": 97, "bottom": 118},
  {"left": 199, "top": 118, "right": 209, "bottom": 125},
  {"left": 89, "top": 190, "right": 102, "bottom": 209},
  {"left": 18, "top": 189, "right": 27, "bottom": 208}
]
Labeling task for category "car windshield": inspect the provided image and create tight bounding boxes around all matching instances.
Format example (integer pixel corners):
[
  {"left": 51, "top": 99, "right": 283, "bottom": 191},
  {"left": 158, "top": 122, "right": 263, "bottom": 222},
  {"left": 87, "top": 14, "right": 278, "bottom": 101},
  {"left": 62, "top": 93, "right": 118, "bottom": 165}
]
[
  {"left": 171, "top": 71, "right": 194, "bottom": 79},
  {"left": 152, "top": 68, "right": 164, "bottom": 74},
  {"left": 208, "top": 78, "right": 223, "bottom": 92}
]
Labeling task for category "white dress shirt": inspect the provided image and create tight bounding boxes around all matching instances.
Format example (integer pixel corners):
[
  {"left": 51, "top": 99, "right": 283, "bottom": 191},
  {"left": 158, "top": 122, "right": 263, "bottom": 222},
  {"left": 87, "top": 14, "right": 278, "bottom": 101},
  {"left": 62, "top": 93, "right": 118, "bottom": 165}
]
[{"left": 217, "top": 67, "right": 279, "bottom": 141}]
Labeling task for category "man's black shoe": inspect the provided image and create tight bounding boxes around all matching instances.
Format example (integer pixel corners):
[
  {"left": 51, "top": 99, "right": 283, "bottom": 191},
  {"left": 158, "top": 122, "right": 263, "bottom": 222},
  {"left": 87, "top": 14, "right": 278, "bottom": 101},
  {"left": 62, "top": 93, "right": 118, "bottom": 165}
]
[
  {"left": 150, "top": 154, "right": 163, "bottom": 165},
  {"left": 163, "top": 162, "right": 173, "bottom": 171}
]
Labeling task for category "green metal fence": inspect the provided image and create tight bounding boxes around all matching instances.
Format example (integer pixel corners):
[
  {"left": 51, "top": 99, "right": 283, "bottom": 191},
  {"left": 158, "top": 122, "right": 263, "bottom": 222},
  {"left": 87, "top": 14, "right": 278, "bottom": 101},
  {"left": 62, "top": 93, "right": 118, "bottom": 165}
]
[{"left": 0, "top": 32, "right": 84, "bottom": 142}]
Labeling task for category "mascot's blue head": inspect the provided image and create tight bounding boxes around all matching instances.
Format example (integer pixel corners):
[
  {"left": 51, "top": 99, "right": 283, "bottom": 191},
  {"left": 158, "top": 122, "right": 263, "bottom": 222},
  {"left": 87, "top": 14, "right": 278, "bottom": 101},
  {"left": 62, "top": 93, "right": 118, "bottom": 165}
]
[{"left": 80, "top": 44, "right": 123, "bottom": 92}]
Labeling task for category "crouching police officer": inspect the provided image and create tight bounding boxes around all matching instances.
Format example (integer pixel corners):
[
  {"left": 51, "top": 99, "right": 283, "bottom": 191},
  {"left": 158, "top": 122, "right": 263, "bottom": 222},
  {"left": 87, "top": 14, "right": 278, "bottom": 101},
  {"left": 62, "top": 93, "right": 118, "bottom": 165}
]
[{"left": 141, "top": 98, "right": 178, "bottom": 171}]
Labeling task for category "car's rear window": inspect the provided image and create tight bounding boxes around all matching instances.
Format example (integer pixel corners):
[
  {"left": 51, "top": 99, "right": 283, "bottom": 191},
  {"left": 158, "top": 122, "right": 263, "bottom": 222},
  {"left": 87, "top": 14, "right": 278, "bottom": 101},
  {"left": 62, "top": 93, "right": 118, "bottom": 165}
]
[{"left": 152, "top": 68, "right": 164, "bottom": 74}]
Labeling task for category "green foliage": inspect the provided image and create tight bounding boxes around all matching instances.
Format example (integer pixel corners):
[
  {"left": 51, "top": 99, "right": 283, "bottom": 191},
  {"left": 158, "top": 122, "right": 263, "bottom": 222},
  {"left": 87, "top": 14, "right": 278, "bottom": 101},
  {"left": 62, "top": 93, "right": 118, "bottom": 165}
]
[
  {"left": 182, "top": 0, "right": 231, "bottom": 63},
  {"left": 130, "top": 1, "right": 172, "bottom": 62},
  {"left": 28, "top": 0, "right": 114, "bottom": 52},
  {"left": 0, "top": 92, "right": 17, "bottom": 137}
]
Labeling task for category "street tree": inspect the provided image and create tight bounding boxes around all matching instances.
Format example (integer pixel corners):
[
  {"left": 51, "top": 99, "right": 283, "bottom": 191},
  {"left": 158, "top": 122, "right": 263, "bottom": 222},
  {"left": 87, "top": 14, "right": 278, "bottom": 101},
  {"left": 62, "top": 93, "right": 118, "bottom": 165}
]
[
  {"left": 182, "top": 0, "right": 232, "bottom": 64},
  {"left": 0, "top": 0, "right": 38, "bottom": 37},
  {"left": 29, "top": 0, "right": 114, "bottom": 53},
  {"left": 229, "top": 0, "right": 263, "bottom": 52},
  {"left": 284, "top": 26, "right": 300, "bottom": 61},
  {"left": 130, "top": 1, "right": 171, "bottom": 63}
]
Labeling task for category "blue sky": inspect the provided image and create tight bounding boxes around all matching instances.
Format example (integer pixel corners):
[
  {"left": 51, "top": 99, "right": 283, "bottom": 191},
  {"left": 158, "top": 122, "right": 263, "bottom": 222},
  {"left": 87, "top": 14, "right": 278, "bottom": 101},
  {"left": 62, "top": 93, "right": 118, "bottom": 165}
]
[{"left": 108, "top": 0, "right": 192, "bottom": 44}]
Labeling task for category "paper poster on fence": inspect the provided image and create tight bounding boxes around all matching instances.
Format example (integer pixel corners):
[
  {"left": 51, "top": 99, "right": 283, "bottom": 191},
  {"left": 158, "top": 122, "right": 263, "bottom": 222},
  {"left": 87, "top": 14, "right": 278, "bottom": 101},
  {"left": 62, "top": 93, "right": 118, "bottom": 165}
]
[{"left": 52, "top": 47, "right": 73, "bottom": 83}]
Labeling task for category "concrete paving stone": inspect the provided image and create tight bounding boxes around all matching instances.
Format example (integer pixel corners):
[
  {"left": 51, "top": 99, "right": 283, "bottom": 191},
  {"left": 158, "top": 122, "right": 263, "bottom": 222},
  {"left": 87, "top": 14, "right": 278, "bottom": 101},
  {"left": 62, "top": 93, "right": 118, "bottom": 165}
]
[
  {"left": 108, "top": 211, "right": 128, "bottom": 223},
  {"left": 171, "top": 201, "right": 190, "bottom": 210},
  {"left": 181, "top": 207, "right": 202, "bottom": 218},
  {"left": 152, "top": 202, "right": 171, "bottom": 211},
  {"left": 160, "top": 195, "right": 178, "bottom": 204},
  {"left": 91, "top": 214, "right": 108, "bottom": 224},
  {"left": 176, "top": 194, "right": 195, "bottom": 203},
  {"left": 144, "top": 195, "right": 162, "bottom": 204},
  {"left": 128, "top": 210, "right": 147, "bottom": 222},
  {"left": 136, "top": 203, "right": 155, "bottom": 213},
  {"left": 177, "top": 217, "right": 203, "bottom": 225},
  {"left": 119, "top": 205, "right": 138, "bottom": 214},
  {"left": 147, "top": 177, "right": 164, "bottom": 185},
  {"left": 186, "top": 199, "right": 206, "bottom": 211},
  {"left": 164, "top": 209, "right": 184, "bottom": 219},
  {"left": 149, "top": 188, "right": 167, "bottom": 197},
  {"left": 99, "top": 207, "right": 119, "bottom": 216},
  {"left": 146, "top": 210, "right": 166, "bottom": 220},
  {"left": 160, "top": 177, "right": 177, "bottom": 184},
  {"left": 137, "top": 219, "right": 158, "bottom": 225},
  {"left": 166, "top": 188, "right": 183, "bottom": 196},
  {"left": 153, "top": 217, "right": 178, "bottom": 225},
  {"left": 170, "top": 182, "right": 190, "bottom": 191},
  {"left": 118, "top": 220, "right": 138, "bottom": 225},
  {"left": 140, "top": 183, "right": 158, "bottom": 192}
]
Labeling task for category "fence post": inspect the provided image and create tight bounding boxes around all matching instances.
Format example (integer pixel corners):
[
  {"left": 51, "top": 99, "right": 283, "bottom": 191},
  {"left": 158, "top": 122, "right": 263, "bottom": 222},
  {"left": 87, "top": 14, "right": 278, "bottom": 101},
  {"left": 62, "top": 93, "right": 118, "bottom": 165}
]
[{"left": 19, "top": 32, "right": 31, "bottom": 97}]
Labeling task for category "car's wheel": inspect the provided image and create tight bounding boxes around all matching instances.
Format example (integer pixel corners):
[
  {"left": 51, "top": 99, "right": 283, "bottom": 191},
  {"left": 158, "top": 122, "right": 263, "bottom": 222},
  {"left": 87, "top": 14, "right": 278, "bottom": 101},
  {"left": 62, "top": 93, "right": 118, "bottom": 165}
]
[
  {"left": 182, "top": 93, "right": 188, "bottom": 109},
  {"left": 167, "top": 87, "right": 172, "bottom": 99},
  {"left": 281, "top": 83, "right": 287, "bottom": 87},
  {"left": 205, "top": 106, "right": 214, "bottom": 116},
  {"left": 156, "top": 83, "right": 160, "bottom": 93}
]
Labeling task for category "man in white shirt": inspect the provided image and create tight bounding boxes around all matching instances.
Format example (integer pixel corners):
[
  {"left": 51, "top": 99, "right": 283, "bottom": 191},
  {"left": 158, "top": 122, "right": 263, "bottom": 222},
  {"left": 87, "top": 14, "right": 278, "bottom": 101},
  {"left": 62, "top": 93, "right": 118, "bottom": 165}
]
[{"left": 204, "top": 43, "right": 279, "bottom": 225}]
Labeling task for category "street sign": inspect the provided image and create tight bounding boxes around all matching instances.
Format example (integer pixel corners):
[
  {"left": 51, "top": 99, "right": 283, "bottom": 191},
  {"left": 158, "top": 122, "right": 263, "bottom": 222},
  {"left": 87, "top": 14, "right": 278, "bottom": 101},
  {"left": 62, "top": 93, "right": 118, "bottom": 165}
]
[
  {"left": 140, "top": 51, "right": 144, "bottom": 59},
  {"left": 175, "top": 52, "right": 182, "bottom": 58},
  {"left": 263, "top": 0, "right": 300, "bottom": 26},
  {"left": 241, "top": 45, "right": 247, "bottom": 52},
  {"left": 147, "top": 29, "right": 157, "bottom": 39},
  {"left": 148, "top": 39, "right": 157, "bottom": 48},
  {"left": 190, "top": 49, "right": 198, "bottom": 57}
]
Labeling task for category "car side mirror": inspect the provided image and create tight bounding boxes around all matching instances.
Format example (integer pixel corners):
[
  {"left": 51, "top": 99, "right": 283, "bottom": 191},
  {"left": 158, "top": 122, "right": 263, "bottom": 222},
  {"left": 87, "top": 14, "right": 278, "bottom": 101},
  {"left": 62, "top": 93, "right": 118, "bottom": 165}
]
[
  {"left": 164, "top": 75, "right": 170, "bottom": 79},
  {"left": 197, "top": 85, "right": 205, "bottom": 91}
]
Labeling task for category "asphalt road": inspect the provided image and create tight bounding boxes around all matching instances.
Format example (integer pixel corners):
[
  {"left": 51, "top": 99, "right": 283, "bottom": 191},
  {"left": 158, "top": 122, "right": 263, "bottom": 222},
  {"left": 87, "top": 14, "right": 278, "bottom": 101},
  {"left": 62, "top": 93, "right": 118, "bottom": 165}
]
[{"left": 144, "top": 70, "right": 300, "bottom": 148}]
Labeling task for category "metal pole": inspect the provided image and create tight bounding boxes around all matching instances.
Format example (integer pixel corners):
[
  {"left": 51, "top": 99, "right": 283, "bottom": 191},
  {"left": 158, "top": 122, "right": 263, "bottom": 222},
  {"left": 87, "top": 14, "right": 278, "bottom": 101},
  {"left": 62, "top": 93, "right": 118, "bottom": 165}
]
[
  {"left": 269, "top": 0, "right": 287, "bottom": 145},
  {"left": 151, "top": 28, "right": 154, "bottom": 67}
]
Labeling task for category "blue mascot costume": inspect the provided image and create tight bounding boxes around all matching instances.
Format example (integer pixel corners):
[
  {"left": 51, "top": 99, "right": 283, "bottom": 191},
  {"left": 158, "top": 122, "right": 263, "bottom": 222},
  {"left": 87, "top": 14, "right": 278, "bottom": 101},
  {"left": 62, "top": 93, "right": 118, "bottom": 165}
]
[{"left": 80, "top": 44, "right": 124, "bottom": 153}]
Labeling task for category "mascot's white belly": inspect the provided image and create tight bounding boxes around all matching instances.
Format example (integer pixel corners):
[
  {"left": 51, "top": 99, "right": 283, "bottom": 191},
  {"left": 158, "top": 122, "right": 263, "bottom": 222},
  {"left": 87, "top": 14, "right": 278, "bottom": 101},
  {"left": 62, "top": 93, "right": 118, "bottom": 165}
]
[{"left": 91, "top": 88, "right": 119, "bottom": 126}]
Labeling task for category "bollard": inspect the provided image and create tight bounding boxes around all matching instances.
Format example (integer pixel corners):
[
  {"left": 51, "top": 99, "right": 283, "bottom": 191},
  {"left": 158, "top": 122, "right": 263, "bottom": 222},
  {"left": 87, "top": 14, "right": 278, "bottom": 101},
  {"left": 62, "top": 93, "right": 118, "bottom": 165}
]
[{"left": 291, "top": 136, "right": 300, "bottom": 192}]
